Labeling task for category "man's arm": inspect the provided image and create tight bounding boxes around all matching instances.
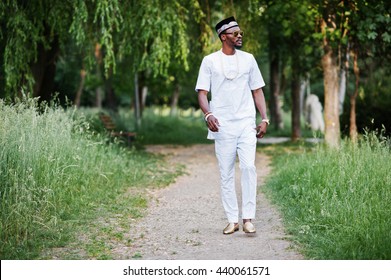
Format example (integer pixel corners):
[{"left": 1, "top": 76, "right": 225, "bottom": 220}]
[
  {"left": 252, "top": 88, "right": 269, "bottom": 138},
  {"left": 198, "top": 90, "right": 219, "bottom": 132},
  {"left": 197, "top": 90, "right": 210, "bottom": 115}
]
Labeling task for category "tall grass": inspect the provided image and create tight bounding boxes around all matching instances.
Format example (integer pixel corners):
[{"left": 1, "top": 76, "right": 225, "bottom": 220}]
[
  {"left": 0, "top": 99, "right": 181, "bottom": 259},
  {"left": 265, "top": 132, "right": 391, "bottom": 259}
]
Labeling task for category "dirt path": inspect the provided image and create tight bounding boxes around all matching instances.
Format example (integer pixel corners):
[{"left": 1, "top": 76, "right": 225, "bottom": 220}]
[{"left": 114, "top": 144, "right": 303, "bottom": 260}]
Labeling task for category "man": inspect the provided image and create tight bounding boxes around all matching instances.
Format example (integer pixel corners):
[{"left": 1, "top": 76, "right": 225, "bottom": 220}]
[{"left": 195, "top": 16, "right": 269, "bottom": 234}]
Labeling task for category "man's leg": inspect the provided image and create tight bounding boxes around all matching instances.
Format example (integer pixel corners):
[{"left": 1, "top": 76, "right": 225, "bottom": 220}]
[
  {"left": 215, "top": 137, "right": 238, "bottom": 223},
  {"left": 237, "top": 125, "right": 257, "bottom": 222}
]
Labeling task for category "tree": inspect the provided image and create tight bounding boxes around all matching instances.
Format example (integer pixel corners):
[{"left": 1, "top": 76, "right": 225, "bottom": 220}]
[
  {"left": 319, "top": 3, "right": 341, "bottom": 148},
  {"left": 263, "top": 1, "right": 287, "bottom": 131},
  {"left": 0, "top": 0, "right": 199, "bottom": 108},
  {"left": 118, "top": 0, "right": 203, "bottom": 124},
  {"left": 315, "top": 0, "right": 391, "bottom": 145},
  {"left": 287, "top": 1, "right": 318, "bottom": 141},
  {"left": 0, "top": 0, "right": 121, "bottom": 101},
  {"left": 347, "top": 0, "right": 391, "bottom": 141},
  {"left": 260, "top": 0, "right": 317, "bottom": 140}
]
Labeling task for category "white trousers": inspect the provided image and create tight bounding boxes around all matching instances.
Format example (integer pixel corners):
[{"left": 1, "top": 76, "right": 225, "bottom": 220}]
[{"left": 214, "top": 124, "right": 257, "bottom": 223}]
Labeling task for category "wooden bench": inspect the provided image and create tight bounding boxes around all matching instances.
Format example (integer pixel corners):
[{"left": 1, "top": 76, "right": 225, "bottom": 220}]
[{"left": 99, "top": 113, "right": 137, "bottom": 145}]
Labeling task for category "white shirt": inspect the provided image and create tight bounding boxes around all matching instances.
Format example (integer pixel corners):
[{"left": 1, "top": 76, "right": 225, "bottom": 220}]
[{"left": 195, "top": 49, "right": 265, "bottom": 139}]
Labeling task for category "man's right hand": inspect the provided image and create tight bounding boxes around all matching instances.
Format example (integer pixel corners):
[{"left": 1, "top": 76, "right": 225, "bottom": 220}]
[{"left": 206, "top": 115, "right": 219, "bottom": 132}]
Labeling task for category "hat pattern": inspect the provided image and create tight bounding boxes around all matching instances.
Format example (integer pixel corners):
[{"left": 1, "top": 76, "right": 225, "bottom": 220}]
[{"left": 215, "top": 16, "right": 239, "bottom": 35}]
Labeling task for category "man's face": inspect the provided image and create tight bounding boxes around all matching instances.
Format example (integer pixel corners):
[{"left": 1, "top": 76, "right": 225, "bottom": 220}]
[{"left": 222, "top": 27, "right": 243, "bottom": 49}]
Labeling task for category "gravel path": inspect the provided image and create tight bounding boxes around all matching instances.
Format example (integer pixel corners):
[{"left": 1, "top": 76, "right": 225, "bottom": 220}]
[{"left": 120, "top": 144, "right": 303, "bottom": 260}]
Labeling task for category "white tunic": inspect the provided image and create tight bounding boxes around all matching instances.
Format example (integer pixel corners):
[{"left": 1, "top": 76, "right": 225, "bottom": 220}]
[{"left": 195, "top": 49, "right": 265, "bottom": 140}]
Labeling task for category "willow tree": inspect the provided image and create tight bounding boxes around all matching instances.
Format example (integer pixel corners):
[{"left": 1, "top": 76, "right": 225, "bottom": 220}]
[
  {"left": 0, "top": 0, "right": 203, "bottom": 110},
  {"left": 116, "top": 0, "right": 205, "bottom": 123},
  {"left": 0, "top": 0, "right": 121, "bottom": 101}
]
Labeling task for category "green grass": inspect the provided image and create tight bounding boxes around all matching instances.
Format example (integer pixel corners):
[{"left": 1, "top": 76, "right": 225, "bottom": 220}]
[
  {"left": 264, "top": 132, "right": 391, "bottom": 259},
  {"left": 75, "top": 106, "right": 210, "bottom": 146},
  {"left": 130, "top": 106, "right": 211, "bottom": 145},
  {"left": 0, "top": 99, "right": 183, "bottom": 259}
]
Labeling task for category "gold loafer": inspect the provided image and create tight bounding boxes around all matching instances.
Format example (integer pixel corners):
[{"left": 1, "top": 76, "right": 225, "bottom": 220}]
[
  {"left": 223, "top": 223, "right": 239, "bottom": 234},
  {"left": 243, "top": 221, "right": 256, "bottom": 233}
]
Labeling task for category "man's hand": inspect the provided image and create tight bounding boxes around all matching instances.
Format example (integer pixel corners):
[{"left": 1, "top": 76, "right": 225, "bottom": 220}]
[
  {"left": 206, "top": 115, "right": 220, "bottom": 132},
  {"left": 256, "top": 122, "right": 267, "bottom": 138}
]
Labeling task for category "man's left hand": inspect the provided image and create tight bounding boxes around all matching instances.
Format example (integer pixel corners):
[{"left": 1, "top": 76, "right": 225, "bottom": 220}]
[{"left": 256, "top": 122, "right": 268, "bottom": 138}]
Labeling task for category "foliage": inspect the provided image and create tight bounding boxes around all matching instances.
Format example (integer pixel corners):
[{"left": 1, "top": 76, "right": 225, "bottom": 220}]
[
  {"left": 119, "top": 1, "right": 194, "bottom": 76},
  {"left": 0, "top": 0, "right": 121, "bottom": 96},
  {"left": 264, "top": 0, "right": 319, "bottom": 68},
  {"left": 341, "top": 66, "right": 391, "bottom": 136},
  {"left": 0, "top": 0, "right": 202, "bottom": 98},
  {"left": 265, "top": 132, "right": 391, "bottom": 259},
  {"left": 353, "top": 0, "right": 391, "bottom": 58}
]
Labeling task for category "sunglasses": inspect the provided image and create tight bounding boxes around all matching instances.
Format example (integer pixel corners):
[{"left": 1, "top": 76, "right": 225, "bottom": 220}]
[{"left": 223, "top": 30, "right": 244, "bottom": 37}]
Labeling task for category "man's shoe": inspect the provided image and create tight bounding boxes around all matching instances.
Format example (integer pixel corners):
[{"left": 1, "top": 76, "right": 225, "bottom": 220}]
[
  {"left": 223, "top": 223, "right": 239, "bottom": 234},
  {"left": 243, "top": 221, "right": 256, "bottom": 233}
]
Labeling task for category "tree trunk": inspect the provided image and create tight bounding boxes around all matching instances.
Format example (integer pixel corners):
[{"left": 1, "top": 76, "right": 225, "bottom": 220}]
[
  {"left": 94, "top": 43, "right": 104, "bottom": 108},
  {"left": 349, "top": 50, "right": 359, "bottom": 142},
  {"left": 31, "top": 32, "right": 60, "bottom": 102},
  {"left": 321, "top": 19, "right": 340, "bottom": 148},
  {"left": 141, "top": 85, "right": 148, "bottom": 111},
  {"left": 291, "top": 69, "right": 301, "bottom": 141},
  {"left": 339, "top": 49, "right": 349, "bottom": 115},
  {"left": 95, "top": 86, "right": 104, "bottom": 108},
  {"left": 170, "top": 83, "right": 180, "bottom": 116},
  {"left": 104, "top": 66, "right": 118, "bottom": 111},
  {"left": 134, "top": 73, "right": 141, "bottom": 129},
  {"left": 74, "top": 68, "right": 86, "bottom": 108},
  {"left": 300, "top": 73, "right": 310, "bottom": 118},
  {"left": 269, "top": 52, "right": 284, "bottom": 130}
]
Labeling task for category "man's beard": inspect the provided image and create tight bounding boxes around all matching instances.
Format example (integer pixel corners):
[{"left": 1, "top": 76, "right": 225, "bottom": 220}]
[{"left": 235, "top": 45, "right": 242, "bottom": 49}]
